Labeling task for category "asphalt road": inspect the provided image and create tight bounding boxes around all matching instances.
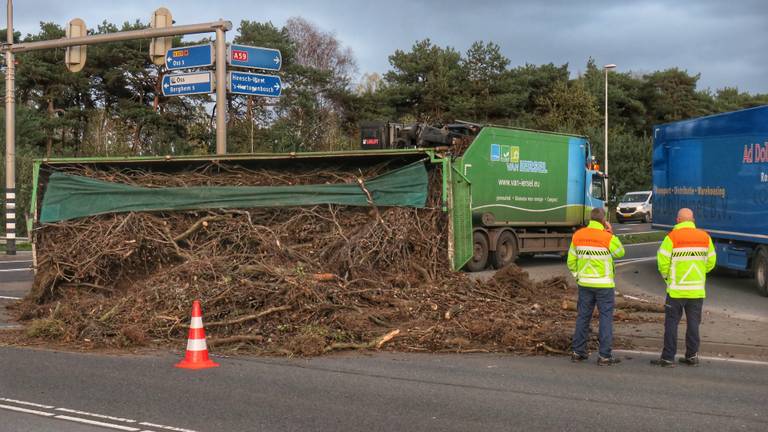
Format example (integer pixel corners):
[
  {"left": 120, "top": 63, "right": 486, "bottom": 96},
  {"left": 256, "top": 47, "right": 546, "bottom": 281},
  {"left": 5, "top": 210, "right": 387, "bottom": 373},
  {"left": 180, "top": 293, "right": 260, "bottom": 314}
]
[
  {"left": 1, "top": 347, "right": 766, "bottom": 432},
  {"left": 0, "top": 254, "right": 33, "bottom": 287},
  {"left": 612, "top": 221, "right": 655, "bottom": 234},
  {"left": 618, "top": 250, "right": 768, "bottom": 322}
]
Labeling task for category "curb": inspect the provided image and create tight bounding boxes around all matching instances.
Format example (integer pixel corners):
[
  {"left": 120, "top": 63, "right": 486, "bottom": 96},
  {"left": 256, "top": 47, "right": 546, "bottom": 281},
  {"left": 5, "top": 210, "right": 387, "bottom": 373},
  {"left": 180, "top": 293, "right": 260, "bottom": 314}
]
[{"left": 624, "top": 334, "right": 768, "bottom": 359}]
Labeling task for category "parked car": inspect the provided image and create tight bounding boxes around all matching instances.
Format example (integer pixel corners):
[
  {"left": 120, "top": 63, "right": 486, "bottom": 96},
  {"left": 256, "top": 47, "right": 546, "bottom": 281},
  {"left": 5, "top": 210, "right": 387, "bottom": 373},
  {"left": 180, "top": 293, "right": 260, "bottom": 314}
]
[{"left": 616, "top": 191, "right": 653, "bottom": 223}]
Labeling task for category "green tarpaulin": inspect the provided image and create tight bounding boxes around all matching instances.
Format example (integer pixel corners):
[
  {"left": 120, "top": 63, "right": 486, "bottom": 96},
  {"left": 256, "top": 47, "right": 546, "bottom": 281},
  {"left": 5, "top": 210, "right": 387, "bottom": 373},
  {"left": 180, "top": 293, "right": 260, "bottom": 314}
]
[{"left": 40, "top": 161, "right": 428, "bottom": 223}]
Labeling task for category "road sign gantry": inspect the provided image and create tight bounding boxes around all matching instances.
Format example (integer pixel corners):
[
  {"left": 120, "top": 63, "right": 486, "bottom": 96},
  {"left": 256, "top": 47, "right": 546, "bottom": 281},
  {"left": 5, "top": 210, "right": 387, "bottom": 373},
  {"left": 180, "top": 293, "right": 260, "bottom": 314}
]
[
  {"left": 228, "top": 71, "right": 282, "bottom": 97},
  {"left": 165, "top": 44, "right": 214, "bottom": 70},
  {"left": 162, "top": 72, "right": 214, "bottom": 96},
  {"left": 228, "top": 44, "right": 281, "bottom": 71}
]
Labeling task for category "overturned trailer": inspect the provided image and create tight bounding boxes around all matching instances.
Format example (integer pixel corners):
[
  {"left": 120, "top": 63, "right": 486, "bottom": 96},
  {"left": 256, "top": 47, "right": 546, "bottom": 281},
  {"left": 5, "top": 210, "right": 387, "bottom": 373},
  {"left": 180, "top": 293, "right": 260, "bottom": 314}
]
[
  {"left": 18, "top": 125, "right": 607, "bottom": 353},
  {"left": 29, "top": 125, "right": 606, "bottom": 274}
]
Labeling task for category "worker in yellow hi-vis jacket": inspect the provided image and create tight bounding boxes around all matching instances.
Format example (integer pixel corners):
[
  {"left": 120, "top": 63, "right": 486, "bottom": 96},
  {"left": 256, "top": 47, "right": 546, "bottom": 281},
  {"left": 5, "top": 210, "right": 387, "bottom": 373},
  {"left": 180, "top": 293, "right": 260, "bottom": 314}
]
[
  {"left": 651, "top": 208, "right": 716, "bottom": 367},
  {"left": 567, "top": 207, "right": 625, "bottom": 366}
]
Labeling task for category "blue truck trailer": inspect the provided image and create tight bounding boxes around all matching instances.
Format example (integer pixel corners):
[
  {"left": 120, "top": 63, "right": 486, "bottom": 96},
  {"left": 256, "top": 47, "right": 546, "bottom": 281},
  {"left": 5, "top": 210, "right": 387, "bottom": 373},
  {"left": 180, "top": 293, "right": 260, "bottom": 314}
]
[{"left": 652, "top": 105, "right": 768, "bottom": 295}]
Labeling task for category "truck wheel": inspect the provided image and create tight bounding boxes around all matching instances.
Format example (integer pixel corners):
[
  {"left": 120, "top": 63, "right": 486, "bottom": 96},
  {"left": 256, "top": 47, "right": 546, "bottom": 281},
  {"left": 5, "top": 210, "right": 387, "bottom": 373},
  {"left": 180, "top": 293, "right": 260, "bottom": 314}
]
[
  {"left": 491, "top": 231, "right": 519, "bottom": 269},
  {"left": 755, "top": 249, "right": 768, "bottom": 297},
  {"left": 465, "top": 231, "right": 489, "bottom": 272}
]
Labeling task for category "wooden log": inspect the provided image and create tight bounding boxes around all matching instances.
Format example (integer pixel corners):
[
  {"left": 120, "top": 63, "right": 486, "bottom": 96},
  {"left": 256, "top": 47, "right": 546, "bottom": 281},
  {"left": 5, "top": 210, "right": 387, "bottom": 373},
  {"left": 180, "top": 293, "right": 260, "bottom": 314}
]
[{"left": 202, "top": 305, "right": 292, "bottom": 329}]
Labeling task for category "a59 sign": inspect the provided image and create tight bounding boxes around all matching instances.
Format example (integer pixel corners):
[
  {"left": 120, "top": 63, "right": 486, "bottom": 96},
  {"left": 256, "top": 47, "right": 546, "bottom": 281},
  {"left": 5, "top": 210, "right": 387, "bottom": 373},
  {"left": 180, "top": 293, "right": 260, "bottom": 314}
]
[{"left": 231, "top": 49, "right": 249, "bottom": 63}]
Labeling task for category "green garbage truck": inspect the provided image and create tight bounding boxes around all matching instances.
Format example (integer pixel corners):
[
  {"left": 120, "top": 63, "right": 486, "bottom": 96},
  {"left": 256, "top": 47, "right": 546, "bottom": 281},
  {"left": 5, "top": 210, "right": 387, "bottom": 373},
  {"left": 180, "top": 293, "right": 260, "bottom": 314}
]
[{"left": 29, "top": 125, "right": 605, "bottom": 273}]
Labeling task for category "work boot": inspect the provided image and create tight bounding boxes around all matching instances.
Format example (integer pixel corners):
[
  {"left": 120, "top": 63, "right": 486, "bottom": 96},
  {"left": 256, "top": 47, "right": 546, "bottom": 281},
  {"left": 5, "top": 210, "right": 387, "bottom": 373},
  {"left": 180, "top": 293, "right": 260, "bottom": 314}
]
[
  {"left": 650, "top": 358, "right": 676, "bottom": 367},
  {"left": 571, "top": 352, "right": 589, "bottom": 363},
  {"left": 679, "top": 355, "right": 699, "bottom": 366},
  {"left": 597, "top": 356, "right": 621, "bottom": 366}
]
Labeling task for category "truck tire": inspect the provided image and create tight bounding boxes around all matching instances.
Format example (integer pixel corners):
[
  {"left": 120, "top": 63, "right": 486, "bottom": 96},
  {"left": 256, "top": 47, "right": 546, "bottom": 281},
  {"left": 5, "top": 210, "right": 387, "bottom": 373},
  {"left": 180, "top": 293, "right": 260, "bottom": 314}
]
[
  {"left": 465, "top": 231, "right": 489, "bottom": 272},
  {"left": 755, "top": 248, "right": 768, "bottom": 297},
  {"left": 490, "top": 231, "right": 519, "bottom": 269}
]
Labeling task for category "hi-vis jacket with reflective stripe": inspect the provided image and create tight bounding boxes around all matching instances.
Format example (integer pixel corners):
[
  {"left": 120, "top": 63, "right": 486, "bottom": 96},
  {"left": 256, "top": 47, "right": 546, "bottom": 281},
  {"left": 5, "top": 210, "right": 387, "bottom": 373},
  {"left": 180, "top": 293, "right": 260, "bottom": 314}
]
[
  {"left": 657, "top": 221, "right": 716, "bottom": 299},
  {"left": 567, "top": 221, "right": 625, "bottom": 288}
]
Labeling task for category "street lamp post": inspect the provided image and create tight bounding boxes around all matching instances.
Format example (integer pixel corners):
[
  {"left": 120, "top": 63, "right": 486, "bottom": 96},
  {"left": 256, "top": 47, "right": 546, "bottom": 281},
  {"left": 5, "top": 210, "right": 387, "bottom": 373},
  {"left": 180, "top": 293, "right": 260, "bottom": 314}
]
[{"left": 603, "top": 63, "right": 616, "bottom": 203}]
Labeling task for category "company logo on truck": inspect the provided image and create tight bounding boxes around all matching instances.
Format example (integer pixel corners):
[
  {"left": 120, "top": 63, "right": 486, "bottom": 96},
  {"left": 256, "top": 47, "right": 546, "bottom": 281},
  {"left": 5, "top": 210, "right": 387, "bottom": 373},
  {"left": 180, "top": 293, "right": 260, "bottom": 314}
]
[
  {"left": 490, "top": 143, "right": 546, "bottom": 173},
  {"left": 490, "top": 144, "right": 520, "bottom": 163},
  {"left": 743, "top": 142, "right": 768, "bottom": 164}
]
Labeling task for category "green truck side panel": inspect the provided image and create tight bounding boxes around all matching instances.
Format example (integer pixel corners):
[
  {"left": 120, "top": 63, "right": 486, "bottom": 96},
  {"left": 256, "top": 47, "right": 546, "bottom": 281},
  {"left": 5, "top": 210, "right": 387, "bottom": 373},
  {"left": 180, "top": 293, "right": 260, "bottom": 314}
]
[
  {"left": 461, "top": 127, "right": 584, "bottom": 226},
  {"left": 449, "top": 164, "right": 473, "bottom": 270}
]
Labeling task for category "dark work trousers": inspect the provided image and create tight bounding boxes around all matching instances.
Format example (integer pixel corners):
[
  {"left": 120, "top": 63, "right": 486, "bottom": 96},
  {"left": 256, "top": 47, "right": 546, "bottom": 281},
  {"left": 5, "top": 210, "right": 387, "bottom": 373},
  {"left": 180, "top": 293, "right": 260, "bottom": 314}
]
[
  {"left": 662, "top": 295, "right": 704, "bottom": 361},
  {"left": 572, "top": 286, "right": 615, "bottom": 358}
]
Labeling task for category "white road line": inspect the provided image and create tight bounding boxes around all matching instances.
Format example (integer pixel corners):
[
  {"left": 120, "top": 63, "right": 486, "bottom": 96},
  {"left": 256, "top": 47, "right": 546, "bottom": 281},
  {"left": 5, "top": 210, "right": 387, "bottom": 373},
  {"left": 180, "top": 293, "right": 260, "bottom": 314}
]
[
  {"left": 0, "top": 396, "right": 199, "bottom": 432},
  {"left": 619, "top": 230, "right": 660, "bottom": 235},
  {"left": 139, "top": 422, "right": 199, "bottom": 432},
  {"left": 0, "top": 295, "right": 22, "bottom": 300},
  {"left": 615, "top": 349, "right": 768, "bottom": 366},
  {"left": 0, "top": 397, "right": 54, "bottom": 409},
  {"left": 55, "top": 407, "right": 137, "bottom": 423},
  {"left": 0, "top": 268, "right": 31, "bottom": 273},
  {"left": 0, "top": 259, "right": 33, "bottom": 263},
  {"left": 616, "top": 257, "right": 657, "bottom": 266},
  {"left": 0, "top": 403, "right": 55, "bottom": 417},
  {"left": 54, "top": 415, "right": 141, "bottom": 431},
  {"left": 624, "top": 241, "right": 662, "bottom": 247}
]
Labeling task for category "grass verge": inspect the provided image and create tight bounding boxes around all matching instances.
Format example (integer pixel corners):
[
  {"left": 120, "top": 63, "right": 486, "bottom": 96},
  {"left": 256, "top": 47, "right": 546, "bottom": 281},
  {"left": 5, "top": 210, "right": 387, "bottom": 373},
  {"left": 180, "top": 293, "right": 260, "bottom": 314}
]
[{"left": 0, "top": 242, "right": 33, "bottom": 252}]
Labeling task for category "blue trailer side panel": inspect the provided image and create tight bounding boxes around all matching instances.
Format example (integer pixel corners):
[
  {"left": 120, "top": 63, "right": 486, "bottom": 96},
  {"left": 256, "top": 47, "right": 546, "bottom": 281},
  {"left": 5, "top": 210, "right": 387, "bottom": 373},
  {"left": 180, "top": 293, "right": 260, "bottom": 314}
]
[{"left": 652, "top": 106, "right": 768, "bottom": 252}]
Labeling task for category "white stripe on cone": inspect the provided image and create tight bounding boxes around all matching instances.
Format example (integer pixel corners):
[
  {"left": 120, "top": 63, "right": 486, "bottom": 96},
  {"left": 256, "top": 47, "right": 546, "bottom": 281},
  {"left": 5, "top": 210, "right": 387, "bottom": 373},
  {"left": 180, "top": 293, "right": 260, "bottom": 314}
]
[
  {"left": 186, "top": 338, "right": 208, "bottom": 352},
  {"left": 190, "top": 317, "right": 203, "bottom": 328}
]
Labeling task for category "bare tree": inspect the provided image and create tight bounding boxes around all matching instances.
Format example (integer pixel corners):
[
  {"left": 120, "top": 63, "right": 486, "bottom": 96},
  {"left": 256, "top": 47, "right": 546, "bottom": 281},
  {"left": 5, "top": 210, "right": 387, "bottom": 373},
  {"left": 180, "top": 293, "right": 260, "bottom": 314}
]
[{"left": 285, "top": 17, "right": 357, "bottom": 84}]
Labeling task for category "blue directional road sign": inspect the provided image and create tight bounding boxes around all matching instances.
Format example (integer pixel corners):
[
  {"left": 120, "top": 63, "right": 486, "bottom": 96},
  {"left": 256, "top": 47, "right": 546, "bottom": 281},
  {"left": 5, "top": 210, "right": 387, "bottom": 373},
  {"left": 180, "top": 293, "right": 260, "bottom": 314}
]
[
  {"left": 228, "top": 71, "right": 282, "bottom": 97},
  {"left": 228, "top": 44, "right": 281, "bottom": 71},
  {"left": 162, "top": 72, "right": 214, "bottom": 96},
  {"left": 165, "top": 44, "right": 213, "bottom": 70}
]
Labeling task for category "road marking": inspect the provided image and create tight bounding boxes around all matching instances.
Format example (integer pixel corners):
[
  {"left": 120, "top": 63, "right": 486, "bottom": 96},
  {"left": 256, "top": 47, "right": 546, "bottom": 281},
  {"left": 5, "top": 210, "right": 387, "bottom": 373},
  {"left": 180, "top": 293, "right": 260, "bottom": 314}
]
[
  {"left": 0, "top": 268, "right": 31, "bottom": 273},
  {"left": 55, "top": 407, "right": 137, "bottom": 423},
  {"left": 624, "top": 241, "right": 662, "bottom": 247},
  {"left": 139, "top": 422, "right": 199, "bottom": 432},
  {"left": 619, "top": 231, "right": 660, "bottom": 236},
  {"left": 0, "top": 259, "right": 32, "bottom": 263},
  {"left": 54, "top": 415, "right": 141, "bottom": 431},
  {"left": 0, "top": 397, "right": 200, "bottom": 432},
  {"left": 0, "top": 295, "right": 22, "bottom": 300},
  {"left": 0, "top": 403, "right": 56, "bottom": 416},
  {"left": 615, "top": 349, "right": 768, "bottom": 366},
  {"left": 616, "top": 257, "right": 657, "bottom": 266},
  {"left": 0, "top": 397, "right": 54, "bottom": 409}
]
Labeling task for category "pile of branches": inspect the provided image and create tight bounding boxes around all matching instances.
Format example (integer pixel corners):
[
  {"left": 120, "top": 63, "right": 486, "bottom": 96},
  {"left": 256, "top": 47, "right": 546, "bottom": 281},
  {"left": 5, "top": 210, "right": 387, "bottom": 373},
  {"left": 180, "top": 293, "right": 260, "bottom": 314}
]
[{"left": 15, "top": 162, "right": 637, "bottom": 355}]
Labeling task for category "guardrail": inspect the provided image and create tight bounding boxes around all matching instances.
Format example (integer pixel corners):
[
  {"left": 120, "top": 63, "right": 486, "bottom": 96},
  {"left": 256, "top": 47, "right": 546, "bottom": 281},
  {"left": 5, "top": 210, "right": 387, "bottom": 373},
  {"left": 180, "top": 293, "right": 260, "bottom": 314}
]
[{"left": 1, "top": 237, "right": 29, "bottom": 244}]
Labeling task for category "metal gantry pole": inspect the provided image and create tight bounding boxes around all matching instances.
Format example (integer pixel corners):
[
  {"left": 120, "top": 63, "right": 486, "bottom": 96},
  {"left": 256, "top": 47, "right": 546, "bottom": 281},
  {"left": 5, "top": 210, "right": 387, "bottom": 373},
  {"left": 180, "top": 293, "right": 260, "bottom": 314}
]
[
  {"left": 1, "top": 13, "right": 232, "bottom": 255},
  {"left": 215, "top": 27, "right": 227, "bottom": 154},
  {"left": 604, "top": 67, "right": 609, "bottom": 201},
  {"left": 4, "top": 0, "right": 15, "bottom": 255},
  {"left": 11, "top": 21, "right": 232, "bottom": 52}
]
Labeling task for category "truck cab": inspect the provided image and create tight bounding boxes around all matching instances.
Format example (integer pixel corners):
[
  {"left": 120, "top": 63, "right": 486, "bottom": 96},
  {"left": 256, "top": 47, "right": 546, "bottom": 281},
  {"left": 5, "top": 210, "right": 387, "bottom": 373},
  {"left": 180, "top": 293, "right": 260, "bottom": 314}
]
[{"left": 616, "top": 191, "right": 653, "bottom": 223}]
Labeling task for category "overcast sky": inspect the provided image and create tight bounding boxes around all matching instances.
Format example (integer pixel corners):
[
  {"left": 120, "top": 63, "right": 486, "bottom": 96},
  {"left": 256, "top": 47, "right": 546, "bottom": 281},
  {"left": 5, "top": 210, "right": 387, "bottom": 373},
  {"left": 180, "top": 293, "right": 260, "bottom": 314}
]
[{"left": 9, "top": 0, "right": 768, "bottom": 93}]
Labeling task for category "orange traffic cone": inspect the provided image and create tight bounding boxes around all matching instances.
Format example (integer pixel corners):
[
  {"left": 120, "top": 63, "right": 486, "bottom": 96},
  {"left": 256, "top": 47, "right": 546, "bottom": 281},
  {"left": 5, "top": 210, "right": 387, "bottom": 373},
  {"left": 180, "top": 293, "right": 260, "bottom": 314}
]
[{"left": 175, "top": 300, "right": 219, "bottom": 370}]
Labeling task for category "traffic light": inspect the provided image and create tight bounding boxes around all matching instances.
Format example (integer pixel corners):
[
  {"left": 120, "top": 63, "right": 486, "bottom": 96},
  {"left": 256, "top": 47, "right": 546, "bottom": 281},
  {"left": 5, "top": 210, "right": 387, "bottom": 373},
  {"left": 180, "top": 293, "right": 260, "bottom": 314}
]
[
  {"left": 65, "top": 18, "right": 87, "bottom": 72},
  {"left": 149, "top": 7, "right": 173, "bottom": 66}
]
